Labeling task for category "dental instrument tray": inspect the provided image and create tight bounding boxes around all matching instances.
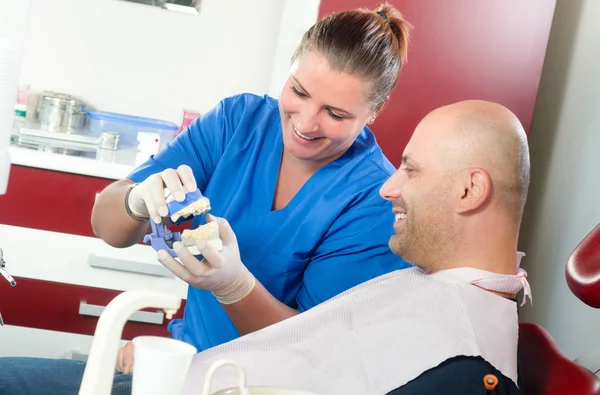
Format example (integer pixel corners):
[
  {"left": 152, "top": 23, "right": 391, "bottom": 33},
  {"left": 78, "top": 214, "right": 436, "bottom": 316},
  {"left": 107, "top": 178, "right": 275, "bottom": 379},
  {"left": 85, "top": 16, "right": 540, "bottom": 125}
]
[{"left": 143, "top": 188, "right": 210, "bottom": 258}]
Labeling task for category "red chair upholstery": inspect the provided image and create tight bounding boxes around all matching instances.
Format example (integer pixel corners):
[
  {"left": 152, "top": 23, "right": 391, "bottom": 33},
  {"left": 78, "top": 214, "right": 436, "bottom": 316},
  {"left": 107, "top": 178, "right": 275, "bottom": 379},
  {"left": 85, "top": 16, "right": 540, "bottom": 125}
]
[
  {"left": 519, "top": 322, "right": 600, "bottom": 395},
  {"left": 566, "top": 223, "right": 600, "bottom": 308},
  {"left": 518, "top": 223, "right": 600, "bottom": 395}
]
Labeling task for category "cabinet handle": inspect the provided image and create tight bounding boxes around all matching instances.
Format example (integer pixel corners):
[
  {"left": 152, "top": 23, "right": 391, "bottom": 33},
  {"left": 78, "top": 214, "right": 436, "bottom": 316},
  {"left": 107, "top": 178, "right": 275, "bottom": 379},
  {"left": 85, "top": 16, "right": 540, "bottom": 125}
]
[
  {"left": 87, "top": 253, "right": 173, "bottom": 278},
  {"left": 78, "top": 301, "right": 164, "bottom": 325},
  {"left": 71, "top": 352, "right": 88, "bottom": 362}
]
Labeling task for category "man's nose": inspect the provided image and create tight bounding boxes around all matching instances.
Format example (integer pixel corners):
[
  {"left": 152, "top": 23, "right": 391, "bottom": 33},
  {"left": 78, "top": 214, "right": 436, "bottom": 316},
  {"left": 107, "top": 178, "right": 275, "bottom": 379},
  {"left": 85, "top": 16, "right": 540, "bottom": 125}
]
[{"left": 380, "top": 171, "right": 405, "bottom": 200}]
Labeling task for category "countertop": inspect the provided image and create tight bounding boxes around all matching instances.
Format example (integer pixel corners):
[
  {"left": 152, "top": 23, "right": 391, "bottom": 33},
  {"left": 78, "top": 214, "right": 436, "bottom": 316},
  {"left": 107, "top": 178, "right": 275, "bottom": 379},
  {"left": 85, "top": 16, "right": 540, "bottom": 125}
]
[
  {"left": 9, "top": 145, "right": 138, "bottom": 180},
  {"left": 8, "top": 123, "right": 154, "bottom": 180}
]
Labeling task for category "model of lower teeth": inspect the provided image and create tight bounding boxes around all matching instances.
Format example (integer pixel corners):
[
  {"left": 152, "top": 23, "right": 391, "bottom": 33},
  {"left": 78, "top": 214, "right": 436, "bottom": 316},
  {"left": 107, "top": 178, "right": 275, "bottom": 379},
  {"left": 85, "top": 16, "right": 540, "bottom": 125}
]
[
  {"left": 164, "top": 188, "right": 223, "bottom": 256},
  {"left": 181, "top": 221, "right": 223, "bottom": 255}
]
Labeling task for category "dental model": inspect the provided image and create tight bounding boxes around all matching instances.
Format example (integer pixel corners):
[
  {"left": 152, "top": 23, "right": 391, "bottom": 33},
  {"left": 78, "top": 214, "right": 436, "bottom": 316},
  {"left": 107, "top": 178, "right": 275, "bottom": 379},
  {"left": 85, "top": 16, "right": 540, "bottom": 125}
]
[
  {"left": 182, "top": 221, "right": 223, "bottom": 254},
  {"left": 167, "top": 190, "right": 211, "bottom": 222},
  {"left": 143, "top": 188, "right": 223, "bottom": 257}
]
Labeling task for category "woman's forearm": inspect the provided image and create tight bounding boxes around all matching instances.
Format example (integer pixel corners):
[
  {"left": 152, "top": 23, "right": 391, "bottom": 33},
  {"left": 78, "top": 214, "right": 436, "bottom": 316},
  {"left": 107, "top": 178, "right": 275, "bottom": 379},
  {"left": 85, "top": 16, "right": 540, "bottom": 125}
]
[
  {"left": 222, "top": 280, "right": 300, "bottom": 335},
  {"left": 91, "top": 179, "right": 151, "bottom": 248},
  {"left": 93, "top": 182, "right": 299, "bottom": 334}
]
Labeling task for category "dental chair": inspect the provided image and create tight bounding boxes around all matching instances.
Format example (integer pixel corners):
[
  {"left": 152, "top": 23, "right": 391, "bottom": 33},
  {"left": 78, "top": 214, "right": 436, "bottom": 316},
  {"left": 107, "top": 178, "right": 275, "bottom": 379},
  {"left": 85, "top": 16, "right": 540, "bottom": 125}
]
[{"left": 518, "top": 223, "right": 600, "bottom": 395}]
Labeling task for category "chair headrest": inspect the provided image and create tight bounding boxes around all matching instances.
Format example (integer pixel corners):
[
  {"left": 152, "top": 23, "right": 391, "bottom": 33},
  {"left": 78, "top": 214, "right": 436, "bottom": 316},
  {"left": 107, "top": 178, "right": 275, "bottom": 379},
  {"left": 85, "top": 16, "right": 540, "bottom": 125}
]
[{"left": 566, "top": 223, "right": 600, "bottom": 308}]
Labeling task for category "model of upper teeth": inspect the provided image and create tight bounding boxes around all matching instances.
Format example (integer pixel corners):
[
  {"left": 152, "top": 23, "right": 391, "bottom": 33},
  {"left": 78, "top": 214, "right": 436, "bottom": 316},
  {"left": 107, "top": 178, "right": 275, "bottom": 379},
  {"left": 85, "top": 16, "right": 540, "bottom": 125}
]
[
  {"left": 181, "top": 221, "right": 223, "bottom": 255},
  {"left": 166, "top": 191, "right": 211, "bottom": 222}
]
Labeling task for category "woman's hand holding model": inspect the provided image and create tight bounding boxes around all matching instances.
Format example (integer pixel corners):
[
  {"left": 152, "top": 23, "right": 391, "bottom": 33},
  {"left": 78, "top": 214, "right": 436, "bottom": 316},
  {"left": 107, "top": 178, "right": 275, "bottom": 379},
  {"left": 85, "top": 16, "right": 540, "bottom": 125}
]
[{"left": 126, "top": 164, "right": 197, "bottom": 224}]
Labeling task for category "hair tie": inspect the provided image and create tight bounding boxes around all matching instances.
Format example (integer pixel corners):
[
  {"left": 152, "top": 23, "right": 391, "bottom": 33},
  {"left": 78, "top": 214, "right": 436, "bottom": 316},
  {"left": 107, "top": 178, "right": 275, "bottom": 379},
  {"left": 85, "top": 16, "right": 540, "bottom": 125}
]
[{"left": 376, "top": 10, "right": 388, "bottom": 21}]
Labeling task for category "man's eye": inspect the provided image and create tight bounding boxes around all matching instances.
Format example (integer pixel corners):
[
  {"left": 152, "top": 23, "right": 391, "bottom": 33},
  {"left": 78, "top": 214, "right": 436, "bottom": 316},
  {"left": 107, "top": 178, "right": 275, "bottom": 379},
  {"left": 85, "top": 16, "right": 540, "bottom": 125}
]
[{"left": 402, "top": 167, "right": 415, "bottom": 176}]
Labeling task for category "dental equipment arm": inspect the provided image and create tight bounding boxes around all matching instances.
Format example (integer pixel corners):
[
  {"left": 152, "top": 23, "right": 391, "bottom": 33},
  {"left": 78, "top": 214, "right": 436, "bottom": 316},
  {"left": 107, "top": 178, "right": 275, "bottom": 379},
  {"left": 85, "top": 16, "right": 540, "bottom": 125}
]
[
  {"left": 0, "top": 0, "right": 32, "bottom": 288},
  {"left": 0, "top": 140, "right": 8, "bottom": 196},
  {"left": 0, "top": 80, "right": 14, "bottom": 287},
  {"left": 79, "top": 290, "right": 182, "bottom": 395}
]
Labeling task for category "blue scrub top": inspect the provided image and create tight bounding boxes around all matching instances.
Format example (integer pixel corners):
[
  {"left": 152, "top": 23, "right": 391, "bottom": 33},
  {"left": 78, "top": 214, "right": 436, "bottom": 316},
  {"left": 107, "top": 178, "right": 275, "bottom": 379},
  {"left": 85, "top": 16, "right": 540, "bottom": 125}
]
[{"left": 127, "top": 93, "right": 411, "bottom": 352}]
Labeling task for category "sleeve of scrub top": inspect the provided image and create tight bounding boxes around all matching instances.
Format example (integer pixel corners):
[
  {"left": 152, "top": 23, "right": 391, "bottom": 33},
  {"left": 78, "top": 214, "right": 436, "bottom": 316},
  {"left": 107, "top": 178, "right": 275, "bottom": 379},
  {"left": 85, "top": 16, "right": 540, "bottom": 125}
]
[
  {"left": 126, "top": 95, "right": 243, "bottom": 190},
  {"left": 295, "top": 195, "right": 411, "bottom": 312}
]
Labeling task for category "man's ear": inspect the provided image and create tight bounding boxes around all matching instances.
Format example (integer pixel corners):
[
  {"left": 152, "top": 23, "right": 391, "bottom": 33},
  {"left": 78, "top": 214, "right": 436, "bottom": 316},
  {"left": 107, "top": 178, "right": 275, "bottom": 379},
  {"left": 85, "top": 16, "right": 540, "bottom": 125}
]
[{"left": 455, "top": 168, "right": 491, "bottom": 214}]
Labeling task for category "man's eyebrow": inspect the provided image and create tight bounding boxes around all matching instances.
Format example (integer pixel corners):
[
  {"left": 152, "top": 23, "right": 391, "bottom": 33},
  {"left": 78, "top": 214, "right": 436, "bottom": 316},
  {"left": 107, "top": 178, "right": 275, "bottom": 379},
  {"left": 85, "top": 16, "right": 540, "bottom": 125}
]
[
  {"left": 402, "top": 155, "right": 421, "bottom": 167},
  {"left": 290, "top": 76, "right": 354, "bottom": 117}
]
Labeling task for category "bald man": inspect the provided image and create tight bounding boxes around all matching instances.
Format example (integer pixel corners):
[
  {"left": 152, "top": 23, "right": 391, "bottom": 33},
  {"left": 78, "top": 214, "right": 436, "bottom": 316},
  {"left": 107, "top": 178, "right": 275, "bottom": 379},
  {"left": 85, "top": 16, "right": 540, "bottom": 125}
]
[
  {"left": 381, "top": 99, "right": 530, "bottom": 276},
  {"left": 177, "top": 100, "right": 531, "bottom": 395},
  {"left": 379, "top": 100, "right": 529, "bottom": 394}
]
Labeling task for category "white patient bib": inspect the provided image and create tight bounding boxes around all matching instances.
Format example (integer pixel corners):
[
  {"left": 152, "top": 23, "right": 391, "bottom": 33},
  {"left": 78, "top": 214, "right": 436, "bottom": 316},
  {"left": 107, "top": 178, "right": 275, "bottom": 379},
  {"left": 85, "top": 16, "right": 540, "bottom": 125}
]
[{"left": 183, "top": 264, "right": 529, "bottom": 395}]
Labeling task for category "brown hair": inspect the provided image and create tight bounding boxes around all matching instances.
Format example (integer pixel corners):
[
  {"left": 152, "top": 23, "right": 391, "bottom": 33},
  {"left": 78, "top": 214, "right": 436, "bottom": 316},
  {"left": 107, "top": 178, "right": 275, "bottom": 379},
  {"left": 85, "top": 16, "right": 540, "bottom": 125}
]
[{"left": 291, "top": 3, "right": 412, "bottom": 110}]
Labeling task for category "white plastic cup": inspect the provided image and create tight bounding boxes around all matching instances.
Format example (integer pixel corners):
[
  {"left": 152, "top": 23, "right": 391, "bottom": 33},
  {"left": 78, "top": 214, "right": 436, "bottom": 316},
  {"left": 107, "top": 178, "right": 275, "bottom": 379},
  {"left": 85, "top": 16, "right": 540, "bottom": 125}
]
[{"left": 131, "top": 336, "right": 197, "bottom": 395}]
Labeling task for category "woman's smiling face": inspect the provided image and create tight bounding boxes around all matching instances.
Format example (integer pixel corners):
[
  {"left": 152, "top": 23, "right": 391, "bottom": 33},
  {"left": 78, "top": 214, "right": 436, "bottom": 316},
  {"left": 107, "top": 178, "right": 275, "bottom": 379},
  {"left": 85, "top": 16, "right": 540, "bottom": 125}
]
[{"left": 278, "top": 50, "right": 375, "bottom": 166}]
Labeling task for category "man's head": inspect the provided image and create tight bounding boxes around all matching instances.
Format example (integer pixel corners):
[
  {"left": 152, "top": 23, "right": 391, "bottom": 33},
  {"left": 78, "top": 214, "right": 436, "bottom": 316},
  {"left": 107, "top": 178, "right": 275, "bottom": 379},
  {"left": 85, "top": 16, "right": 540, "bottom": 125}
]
[{"left": 379, "top": 100, "right": 530, "bottom": 273}]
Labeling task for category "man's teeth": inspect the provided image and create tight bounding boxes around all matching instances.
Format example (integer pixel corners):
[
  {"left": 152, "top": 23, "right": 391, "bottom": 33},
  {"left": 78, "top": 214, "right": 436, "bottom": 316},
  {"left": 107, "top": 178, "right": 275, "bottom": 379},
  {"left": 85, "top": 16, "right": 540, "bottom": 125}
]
[
  {"left": 396, "top": 213, "right": 406, "bottom": 220},
  {"left": 294, "top": 126, "right": 318, "bottom": 141}
]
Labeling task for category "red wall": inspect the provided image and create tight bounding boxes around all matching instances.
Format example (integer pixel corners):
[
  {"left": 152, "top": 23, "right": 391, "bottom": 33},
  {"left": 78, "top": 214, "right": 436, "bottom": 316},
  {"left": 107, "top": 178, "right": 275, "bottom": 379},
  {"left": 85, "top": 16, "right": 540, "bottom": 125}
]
[{"left": 319, "top": 0, "right": 557, "bottom": 167}]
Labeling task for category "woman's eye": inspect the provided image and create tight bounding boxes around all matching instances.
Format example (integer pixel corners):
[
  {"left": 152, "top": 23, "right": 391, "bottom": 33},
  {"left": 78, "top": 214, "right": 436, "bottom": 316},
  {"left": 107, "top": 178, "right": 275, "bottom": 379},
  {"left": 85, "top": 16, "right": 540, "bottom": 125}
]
[
  {"left": 327, "top": 109, "right": 344, "bottom": 120},
  {"left": 291, "top": 86, "right": 307, "bottom": 98}
]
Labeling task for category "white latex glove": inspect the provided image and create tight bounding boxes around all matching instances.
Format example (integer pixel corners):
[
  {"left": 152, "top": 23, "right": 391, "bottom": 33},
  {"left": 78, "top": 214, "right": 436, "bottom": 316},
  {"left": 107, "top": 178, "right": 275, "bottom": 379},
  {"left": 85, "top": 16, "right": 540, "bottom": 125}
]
[
  {"left": 128, "top": 164, "right": 197, "bottom": 224},
  {"left": 157, "top": 215, "right": 256, "bottom": 304}
]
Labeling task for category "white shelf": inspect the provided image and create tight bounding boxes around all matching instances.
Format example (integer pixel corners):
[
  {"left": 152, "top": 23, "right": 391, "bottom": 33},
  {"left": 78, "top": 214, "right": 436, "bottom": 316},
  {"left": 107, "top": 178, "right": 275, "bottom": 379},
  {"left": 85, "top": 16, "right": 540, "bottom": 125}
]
[{"left": 8, "top": 145, "right": 140, "bottom": 180}]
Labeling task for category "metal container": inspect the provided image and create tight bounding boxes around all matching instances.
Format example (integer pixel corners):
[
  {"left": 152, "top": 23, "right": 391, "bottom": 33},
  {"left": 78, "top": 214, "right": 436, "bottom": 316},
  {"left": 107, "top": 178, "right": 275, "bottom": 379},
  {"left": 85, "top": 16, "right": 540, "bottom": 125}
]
[
  {"left": 98, "top": 131, "right": 120, "bottom": 150},
  {"left": 36, "top": 91, "right": 87, "bottom": 133}
]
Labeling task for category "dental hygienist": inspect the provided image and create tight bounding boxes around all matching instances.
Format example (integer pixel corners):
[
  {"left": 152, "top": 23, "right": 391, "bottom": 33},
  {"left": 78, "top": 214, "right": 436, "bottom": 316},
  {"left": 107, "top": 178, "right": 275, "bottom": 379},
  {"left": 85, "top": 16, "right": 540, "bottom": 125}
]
[
  {"left": 94, "top": 4, "right": 414, "bottom": 372},
  {"left": 0, "top": 5, "right": 413, "bottom": 395}
]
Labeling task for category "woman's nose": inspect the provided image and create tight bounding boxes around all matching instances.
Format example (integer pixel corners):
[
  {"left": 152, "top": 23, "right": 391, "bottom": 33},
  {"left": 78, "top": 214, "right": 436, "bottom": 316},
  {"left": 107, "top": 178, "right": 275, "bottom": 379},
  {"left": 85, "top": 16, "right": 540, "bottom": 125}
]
[{"left": 297, "top": 109, "right": 319, "bottom": 133}]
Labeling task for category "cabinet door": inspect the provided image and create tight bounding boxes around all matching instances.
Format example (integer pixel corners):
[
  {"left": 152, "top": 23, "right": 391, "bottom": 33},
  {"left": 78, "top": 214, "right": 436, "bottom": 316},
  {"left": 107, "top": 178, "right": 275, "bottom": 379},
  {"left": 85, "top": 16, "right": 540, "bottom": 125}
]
[
  {"left": 0, "top": 277, "right": 185, "bottom": 340},
  {"left": 318, "top": 0, "right": 557, "bottom": 166},
  {"left": 0, "top": 165, "right": 113, "bottom": 238}
]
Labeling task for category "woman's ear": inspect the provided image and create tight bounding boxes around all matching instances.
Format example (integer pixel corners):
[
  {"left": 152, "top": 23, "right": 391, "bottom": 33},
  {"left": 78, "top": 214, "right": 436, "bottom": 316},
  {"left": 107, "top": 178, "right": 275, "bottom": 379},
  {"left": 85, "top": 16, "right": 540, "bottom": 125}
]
[
  {"left": 455, "top": 168, "right": 491, "bottom": 214},
  {"left": 374, "top": 96, "right": 390, "bottom": 116},
  {"left": 369, "top": 97, "right": 390, "bottom": 124}
]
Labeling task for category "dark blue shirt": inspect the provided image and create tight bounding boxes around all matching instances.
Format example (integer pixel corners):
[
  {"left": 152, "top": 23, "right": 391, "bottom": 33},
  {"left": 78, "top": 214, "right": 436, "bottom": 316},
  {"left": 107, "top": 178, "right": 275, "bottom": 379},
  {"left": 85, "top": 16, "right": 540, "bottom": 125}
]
[{"left": 387, "top": 356, "right": 522, "bottom": 395}]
